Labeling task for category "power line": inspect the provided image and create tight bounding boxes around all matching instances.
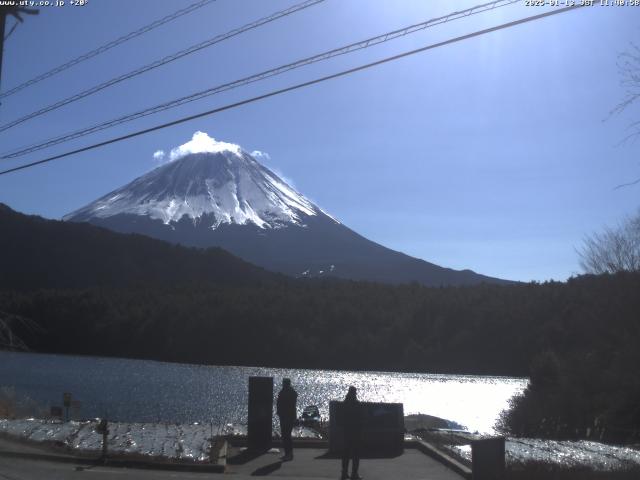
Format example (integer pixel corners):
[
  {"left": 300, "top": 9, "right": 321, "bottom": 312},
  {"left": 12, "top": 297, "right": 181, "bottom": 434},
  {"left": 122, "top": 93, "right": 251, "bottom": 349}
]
[
  {"left": 3, "top": 18, "right": 19, "bottom": 41},
  {"left": 0, "top": 3, "right": 588, "bottom": 178},
  {"left": 0, "top": 0, "right": 325, "bottom": 133},
  {"left": 0, "top": 0, "right": 217, "bottom": 100},
  {"left": 1, "top": 0, "right": 520, "bottom": 159}
]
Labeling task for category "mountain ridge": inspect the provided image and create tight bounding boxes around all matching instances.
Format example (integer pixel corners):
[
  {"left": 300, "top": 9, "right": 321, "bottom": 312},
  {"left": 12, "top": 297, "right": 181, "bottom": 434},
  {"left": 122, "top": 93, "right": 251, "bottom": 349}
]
[
  {"left": 64, "top": 133, "right": 510, "bottom": 286},
  {"left": 0, "top": 202, "right": 280, "bottom": 291}
]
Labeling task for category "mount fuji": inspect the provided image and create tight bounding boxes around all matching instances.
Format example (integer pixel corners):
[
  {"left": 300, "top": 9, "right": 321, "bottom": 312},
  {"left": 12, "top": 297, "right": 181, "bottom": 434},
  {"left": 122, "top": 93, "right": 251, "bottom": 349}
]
[{"left": 65, "top": 132, "right": 506, "bottom": 286}]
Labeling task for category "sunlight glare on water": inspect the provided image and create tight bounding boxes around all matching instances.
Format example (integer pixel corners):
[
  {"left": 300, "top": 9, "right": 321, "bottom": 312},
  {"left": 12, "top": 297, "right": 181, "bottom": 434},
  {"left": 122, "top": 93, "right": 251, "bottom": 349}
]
[
  {"left": 287, "top": 369, "right": 527, "bottom": 433},
  {"left": 0, "top": 352, "right": 527, "bottom": 434}
]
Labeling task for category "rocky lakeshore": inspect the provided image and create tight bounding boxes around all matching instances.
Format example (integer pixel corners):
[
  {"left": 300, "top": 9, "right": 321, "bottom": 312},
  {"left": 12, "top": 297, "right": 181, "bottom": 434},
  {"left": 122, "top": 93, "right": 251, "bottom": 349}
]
[
  {"left": 415, "top": 429, "right": 640, "bottom": 476},
  {"left": 3, "top": 415, "right": 640, "bottom": 475},
  {"left": 0, "top": 418, "right": 321, "bottom": 463}
]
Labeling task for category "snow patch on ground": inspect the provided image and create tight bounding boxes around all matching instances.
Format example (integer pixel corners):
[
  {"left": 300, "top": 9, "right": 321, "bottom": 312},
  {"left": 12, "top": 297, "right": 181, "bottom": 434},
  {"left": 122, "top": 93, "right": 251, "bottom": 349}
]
[
  {"left": 0, "top": 418, "right": 321, "bottom": 461},
  {"left": 449, "top": 437, "right": 640, "bottom": 471},
  {"left": 0, "top": 418, "right": 216, "bottom": 461}
]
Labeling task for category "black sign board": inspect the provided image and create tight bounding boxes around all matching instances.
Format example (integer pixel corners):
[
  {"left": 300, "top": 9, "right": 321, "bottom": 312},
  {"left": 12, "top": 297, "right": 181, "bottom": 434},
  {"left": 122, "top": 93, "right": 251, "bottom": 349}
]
[{"left": 329, "top": 401, "right": 404, "bottom": 456}]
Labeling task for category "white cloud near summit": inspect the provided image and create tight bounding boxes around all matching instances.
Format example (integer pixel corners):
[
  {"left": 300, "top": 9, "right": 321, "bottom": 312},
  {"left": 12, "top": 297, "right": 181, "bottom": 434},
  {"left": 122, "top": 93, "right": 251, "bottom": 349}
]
[
  {"left": 169, "top": 131, "right": 241, "bottom": 161},
  {"left": 152, "top": 133, "right": 281, "bottom": 178},
  {"left": 251, "top": 150, "right": 271, "bottom": 162}
]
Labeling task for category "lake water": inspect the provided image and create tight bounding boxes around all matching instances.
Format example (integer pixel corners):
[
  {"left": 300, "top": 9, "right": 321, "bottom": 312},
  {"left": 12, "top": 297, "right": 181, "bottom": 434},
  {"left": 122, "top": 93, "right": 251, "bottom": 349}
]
[{"left": 0, "top": 351, "right": 527, "bottom": 434}]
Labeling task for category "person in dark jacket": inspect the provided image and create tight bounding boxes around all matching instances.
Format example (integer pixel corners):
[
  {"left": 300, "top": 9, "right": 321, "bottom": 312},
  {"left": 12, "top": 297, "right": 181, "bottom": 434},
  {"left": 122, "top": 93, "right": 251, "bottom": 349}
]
[
  {"left": 341, "top": 386, "right": 362, "bottom": 480},
  {"left": 276, "top": 378, "right": 297, "bottom": 461}
]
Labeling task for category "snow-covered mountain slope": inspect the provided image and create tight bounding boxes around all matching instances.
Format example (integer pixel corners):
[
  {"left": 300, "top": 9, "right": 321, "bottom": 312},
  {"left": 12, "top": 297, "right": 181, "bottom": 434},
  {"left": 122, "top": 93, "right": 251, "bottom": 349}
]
[
  {"left": 66, "top": 137, "right": 323, "bottom": 230},
  {"left": 65, "top": 133, "right": 508, "bottom": 286}
]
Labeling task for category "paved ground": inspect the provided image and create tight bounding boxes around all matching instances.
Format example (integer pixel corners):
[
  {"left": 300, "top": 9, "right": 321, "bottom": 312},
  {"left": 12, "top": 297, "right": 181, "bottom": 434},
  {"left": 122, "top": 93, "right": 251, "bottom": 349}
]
[
  {"left": 0, "top": 456, "right": 204, "bottom": 480},
  {"left": 0, "top": 436, "right": 464, "bottom": 479},
  {"left": 0, "top": 437, "right": 76, "bottom": 457},
  {"left": 226, "top": 447, "right": 463, "bottom": 479},
  {"left": 0, "top": 451, "right": 463, "bottom": 479}
]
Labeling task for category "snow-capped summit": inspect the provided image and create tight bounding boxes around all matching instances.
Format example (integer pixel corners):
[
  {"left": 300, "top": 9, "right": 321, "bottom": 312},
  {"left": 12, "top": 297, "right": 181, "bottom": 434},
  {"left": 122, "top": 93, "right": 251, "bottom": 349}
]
[
  {"left": 65, "top": 132, "right": 325, "bottom": 230},
  {"left": 65, "top": 132, "right": 507, "bottom": 286}
]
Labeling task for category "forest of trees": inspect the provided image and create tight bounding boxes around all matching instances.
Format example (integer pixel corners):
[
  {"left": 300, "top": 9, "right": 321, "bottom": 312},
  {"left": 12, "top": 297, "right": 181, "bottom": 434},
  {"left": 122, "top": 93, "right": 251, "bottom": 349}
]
[
  {"left": 2, "top": 204, "right": 640, "bottom": 443},
  {"left": 2, "top": 274, "right": 640, "bottom": 442}
]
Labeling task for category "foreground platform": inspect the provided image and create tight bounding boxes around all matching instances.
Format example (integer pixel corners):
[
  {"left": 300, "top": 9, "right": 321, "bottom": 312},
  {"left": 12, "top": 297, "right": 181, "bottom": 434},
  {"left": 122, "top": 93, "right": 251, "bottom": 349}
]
[
  {"left": 227, "top": 446, "right": 463, "bottom": 479},
  {"left": 0, "top": 435, "right": 464, "bottom": 479}
]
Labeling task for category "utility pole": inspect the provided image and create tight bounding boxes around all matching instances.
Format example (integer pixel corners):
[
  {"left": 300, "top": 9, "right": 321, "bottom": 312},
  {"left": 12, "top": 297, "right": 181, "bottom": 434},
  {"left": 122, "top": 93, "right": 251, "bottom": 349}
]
[
  {"left": 0, "top": 6, "right": 39, "bottom": 98},
  {"left": 0, "top": 9, "right": 6, "bottom": 92}
]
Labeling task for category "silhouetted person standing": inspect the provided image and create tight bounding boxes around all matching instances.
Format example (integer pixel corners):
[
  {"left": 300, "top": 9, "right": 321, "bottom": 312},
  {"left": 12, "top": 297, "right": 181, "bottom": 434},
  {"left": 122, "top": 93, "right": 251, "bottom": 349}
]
[
  {"left": 277, "top": 378, "right": 297, "bottom": 461},
  {"left": 341, "top": 386, "right": 362, "bottom": 480}
]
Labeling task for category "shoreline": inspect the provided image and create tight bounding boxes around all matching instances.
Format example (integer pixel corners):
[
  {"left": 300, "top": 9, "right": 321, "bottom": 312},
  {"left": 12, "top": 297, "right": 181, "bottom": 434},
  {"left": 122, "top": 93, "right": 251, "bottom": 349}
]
[
  {"left": 0, "top": 349, "right": 528, "bottom": 380},
  {"left": 2, "top": 416, "right": 640, "bottom": 474}
]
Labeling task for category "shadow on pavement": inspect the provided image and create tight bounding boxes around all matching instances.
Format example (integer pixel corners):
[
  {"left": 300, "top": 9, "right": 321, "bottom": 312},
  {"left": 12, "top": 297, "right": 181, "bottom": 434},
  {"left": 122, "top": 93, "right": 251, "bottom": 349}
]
[
  {"left": 228, "top": 448, "right": 268, "bottom": 465},
  {"left": 315, "top": 451, "right": 403, "bottom": 460},
  {"left": 251, "top": 461, "right": 283, "bottom": 476}
]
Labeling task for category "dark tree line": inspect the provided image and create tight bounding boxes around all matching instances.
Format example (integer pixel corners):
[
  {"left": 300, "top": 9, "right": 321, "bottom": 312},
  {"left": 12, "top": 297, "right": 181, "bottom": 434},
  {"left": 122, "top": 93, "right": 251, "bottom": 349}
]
[
  {"left": 2, "top": 203, "right": 640, "bottom": 442},
  {"left": 2, "top": 273, "right": 640, "bottom": 442}
]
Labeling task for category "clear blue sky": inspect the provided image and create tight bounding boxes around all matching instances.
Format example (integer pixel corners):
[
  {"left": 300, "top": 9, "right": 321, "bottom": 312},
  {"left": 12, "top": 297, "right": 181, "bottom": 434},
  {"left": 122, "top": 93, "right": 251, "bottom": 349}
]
[{"left": 0, "top": 0, "right": 638, "bottom": 282}]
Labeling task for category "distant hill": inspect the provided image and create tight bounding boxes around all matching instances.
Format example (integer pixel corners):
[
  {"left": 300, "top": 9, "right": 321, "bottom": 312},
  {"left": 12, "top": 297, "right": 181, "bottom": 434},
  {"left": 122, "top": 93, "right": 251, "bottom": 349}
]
[{"left": 0, "top": 203, "right": 279, "bottom": 291}]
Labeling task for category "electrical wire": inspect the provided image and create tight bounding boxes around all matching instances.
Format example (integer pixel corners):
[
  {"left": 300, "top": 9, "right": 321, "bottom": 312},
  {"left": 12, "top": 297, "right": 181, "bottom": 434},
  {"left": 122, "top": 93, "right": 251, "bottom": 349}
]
[
  {"left": 1, "top": 0, "right": 520, "bottom": 158},
  {"left": 0, "top": 0, "right": 325, "bottom": 132},
  {"left": 3, "top": 18, "right": 19, "bottom": 41},
  {"left": 0, "top": 3, "right": 588, "bottom": 177},
  {"left": 0, "top": 0, "right": 217, "bottom": 100}
]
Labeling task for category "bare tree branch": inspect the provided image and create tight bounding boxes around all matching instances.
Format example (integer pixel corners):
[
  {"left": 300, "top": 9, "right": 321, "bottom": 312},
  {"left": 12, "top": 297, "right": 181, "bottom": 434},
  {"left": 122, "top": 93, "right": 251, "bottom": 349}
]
[
  {"left": 606, "top": 43, "right": 640, "bottom": 188},
  {"left": 579, "top": 210, "right": 640, "bottom": 274},
  {"left": 614, "top": 177, "right": 640, "bottom": 189},
  {"left": 609, "top": 43, "right": 640, "bottom": 120}
]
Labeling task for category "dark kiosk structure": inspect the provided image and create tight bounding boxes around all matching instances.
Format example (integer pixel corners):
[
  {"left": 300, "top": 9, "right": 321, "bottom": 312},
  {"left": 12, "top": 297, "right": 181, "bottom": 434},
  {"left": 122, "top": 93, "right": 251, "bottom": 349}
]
[
  {"left": 247, "top": 376, "right": 274, "bottom": 451},
  {"left": 471, "top": 436, "right": 505, "bottom": 480}
]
